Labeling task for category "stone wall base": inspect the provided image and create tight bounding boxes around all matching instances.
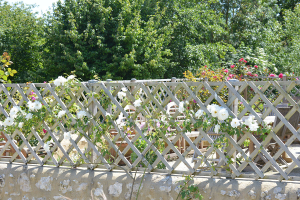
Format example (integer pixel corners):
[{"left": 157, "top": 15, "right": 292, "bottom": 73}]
[{"left": 0, "top": 163, "right": 300, "bottom": 200}]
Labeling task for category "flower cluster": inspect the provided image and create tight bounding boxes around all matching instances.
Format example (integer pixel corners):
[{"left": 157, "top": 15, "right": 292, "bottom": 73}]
[{"left": 53, "top": 75, "right": 75, "bottom": 86}]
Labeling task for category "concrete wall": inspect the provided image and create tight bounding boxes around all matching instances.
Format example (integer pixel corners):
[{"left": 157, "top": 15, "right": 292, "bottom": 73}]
[{"left": 0, "top": 163, "right": 300, "bottom": 200}]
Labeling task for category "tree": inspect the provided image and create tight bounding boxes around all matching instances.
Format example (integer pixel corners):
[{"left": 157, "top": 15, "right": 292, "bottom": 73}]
[
  {"left": 0, "top": 0, "right": 44, "bottom": 82},
  {"left": 42, "top": 0, "right": 173, "bottom": 81}
]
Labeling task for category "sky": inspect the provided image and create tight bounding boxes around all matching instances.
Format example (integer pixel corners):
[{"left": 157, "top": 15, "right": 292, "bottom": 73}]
[{"left": 6, "top": 0, "right": 63, "bottom": 16}]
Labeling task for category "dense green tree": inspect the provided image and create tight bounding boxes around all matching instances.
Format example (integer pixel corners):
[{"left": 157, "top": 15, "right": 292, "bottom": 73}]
[
  {"left": 0, "top": 0, "right": 44, "bottom": 82},
  {"left": 42, "top": 0, "right": 173, "bottom": 81}
]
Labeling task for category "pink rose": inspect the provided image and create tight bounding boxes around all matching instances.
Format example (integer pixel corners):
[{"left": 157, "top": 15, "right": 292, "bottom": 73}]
[
  {"left": 296, "top": 78, "right": 299, "bottom": 80},
  {"left": 254, "top": 74, "right": 258, "bottom": 77},
  {"left": 229, "top": 74, "right": 233, "bottom": 78},
  {"left": 224, "top": 69, "right": 228, "bottom": 73},
  {"left": 243, "top": 60, "right": 247, "bottom": 63},
  {"left": 278, "top": 73, "right": 283, "bottom": 78},
  {"left": 269, "top": 74, "right": 276, "bottom": 77},
  {"left": 230, "top": 65, "right": 235, "bottom": 68},
  {"left": 254, "top": 65, "right": 258, "bottom": 68},
  {"left": 239, "top": 58, "right": 244, "bottom": 62}
]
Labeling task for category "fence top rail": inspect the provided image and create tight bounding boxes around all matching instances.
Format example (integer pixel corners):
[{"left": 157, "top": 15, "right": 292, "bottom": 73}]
[{"left": 3, "top": 79, "right": 300, "bottom": 88}]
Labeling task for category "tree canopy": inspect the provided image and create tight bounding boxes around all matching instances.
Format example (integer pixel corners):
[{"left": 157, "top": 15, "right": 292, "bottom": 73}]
[{"left": 1, "top": 0, "right": 300, "bottom": 82}]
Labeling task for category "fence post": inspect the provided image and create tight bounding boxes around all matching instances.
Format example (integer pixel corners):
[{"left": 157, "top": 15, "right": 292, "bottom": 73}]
[
  {"left": 106, "top": 79, "right": 112, "bottom": 115},
  {"left": 228, "top": 79, "right": 239, "bottom": 168},
  {"left": 88, "top": 79, "right": 98, "bottom": 165},
  {"left": 282, "top": 75, "right": 287, "bottom": 103},
  {"left": 130, "top": 78, "right": 136, "bottom": 93}
]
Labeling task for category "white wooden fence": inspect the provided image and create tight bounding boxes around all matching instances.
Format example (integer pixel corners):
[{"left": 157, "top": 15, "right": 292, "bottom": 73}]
[{"left": 1, "top": 78, "right": 300, "bottom": 181}]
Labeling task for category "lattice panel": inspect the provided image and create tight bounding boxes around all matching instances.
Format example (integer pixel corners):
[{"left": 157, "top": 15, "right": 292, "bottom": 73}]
[{"left": 0, "top": 79, "right": 300, "bottom": 181}]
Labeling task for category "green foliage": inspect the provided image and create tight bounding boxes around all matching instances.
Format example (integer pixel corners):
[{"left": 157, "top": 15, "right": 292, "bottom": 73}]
[
  {"left": 2, "top": 0, "right": 300, "bottom": 82},
  {"left": 0, "top": 52, "right": 16, "bottom": 83},
  {"left": 0, "top": 1, "right": 44, "bottom": 82},
  {"left": 177, "top": 175, "right": 203, "bottom": 200}
]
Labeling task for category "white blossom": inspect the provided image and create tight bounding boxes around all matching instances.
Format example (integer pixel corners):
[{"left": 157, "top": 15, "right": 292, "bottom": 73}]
[
  {"left": 77, "top": 111, "right": 87, "bottom": 119},
  {"left": 43, "top": 143, "right": 50, "bottom": 152},
  {"left": 249, "top": 123, "right": 259, "bottom": 132},
  {"left": 25, "top": 113, "right": 33, "bottom": 120},
  {"left": 195, "top": 109, "right": 204, "bottom": 118},
  {"left": 245, "top": 116, "right": 253, "bottom": 126},
  {"left": 53, "top": 76, "right": 67, "bottom": 86},
  {"left": 57, "top": 110, "right": 66, "bottom": 118},
  {"left": 67, "top": 75, "right": 75, "bottom": 80},
  {"left": 218, "top": 108, "right": 229, "bottom": 121},
  {"left": 121, "top": 87, "right": 127, "bottom": 92},
  {"left": 210, "top": 105, "right": 221, "bottom": 117},
  {"left": 0, "top": 121, "right": 3, "bottom": 126},
  {"left": 10, "top": 106, "right": 21, "bottom": 117},
  {"left": 178, "top": 102, "right": 184, "bottom": 113},
  {"left": 133, "top": 99, "right": 142, "bottom": 107},
  {"left": 214, "top": 124, "right": 221, "bottom": 134},
  {"left": 64, "top": 132, "right": 71, "bottom": 141},
  {"left": 231, "top": 118, "right": 240, "bottom": 128},
  {"left": 27, "top": 101, "right": 35, "bottom": 111},
  {"left": 18, "top": 122, "right": 24, "bottom": 129},
  {"left": 3, "top": 117, "right": 14, "bottom": 127},
  {"left": 34, "top": 101, "right": 42, "bottom": 110},
  {"left": 117, "top": 92, "right": 126, "bottom": 99}
]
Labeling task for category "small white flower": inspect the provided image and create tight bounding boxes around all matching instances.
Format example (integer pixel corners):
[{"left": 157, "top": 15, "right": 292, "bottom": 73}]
[
  {"left": 218, "top": 108, "right": 229, "bottom": 121},
  {"left": 211, "top": 105, "right": 221, "bottom": 117},
  {"left": 117, "top": 92, "right": 126, "bottom": 99},
  {"left": 67, "top": 75, "right": 75, "bottom": 80},
  {"left": 264, "top": 119, "right": 271, "bottom": 126},
  {"left": 0, "top": 121, "right": 3, "bottom": 126},
  {"left": 231, "top": 118, "right": 240, "bottom": 128},
  {"left": 25, "top": 113, "right": 33, "bottom": 120},
  {"left": 27, "top": 101, "right": 35, "bottom": 111},
  {"left": 133, "top": 99, "right": 142, "bottom": 107},
  {"left": 34, "top": 101, "right": 42, "bottom": 110},
  {"left": 178, "top": 102, "right": 184, "bottom": 113},
  {"left": 43, "top": 143, "right": 50, "bottom": 152},
  {"left": 18, "top": 122, "right": 24, "bottom": 128},
  {"left": 53, "top": 76, "right": 67, "bottom": 86},
  {"left": 161, "top": 115, "right": 167, "bottom": 122},
  {"left": 121, "top": 87, "right": 127, "bottom": 92},
  {"left": 57, "top": 110, "right": 66, "bottom": 118},
  {"left": 64, "top": 132, "right": 71, "bottom": 141},
  {"left": 245, "top": 116, "right": 253, "bottom": 126},
  {"left": 249, "top": 123, "right": 259, "bottom": 132},
  {"left": 3, "top": 117, "right": 14, "bottom": 127},
  {"left": 185, "top": 100, "right": 189, "bottom": 105},
  {"left": 195, "top": 109, "right": 204, "bottom": 118},
  {"left": 77, "top": 111, "right": 87, "bottom": 119},
  {"left": 10, "top": 106, "right": 21, "bottom": 116},
  {"left": 214, "top": 124, "right": 221, "bottom": 134}
]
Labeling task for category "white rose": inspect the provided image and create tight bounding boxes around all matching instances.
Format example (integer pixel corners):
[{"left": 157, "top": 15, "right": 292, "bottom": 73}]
[
  {"left": 64, "top": 132, "right": 71, "bottom": 141},
  {"left": 218, "top": 108, "right": 229, "bottom": 121},
  {"left": 231, "top": 118, "right": 240, "bottom": 128},
  {"left": 18, "top": 122, "right": 24, "bottom": 128},
  {"left": 25, "top": 113, "right": 33, "bottom": 120},
  {"left": 67, "top": 75, "right": 75, "bottom": 80},
  {"left": 214, "top": 124, "right": 221, "bottom": 134},
  {"left": 195, "top": 109, "right": 204, "bottom": 118},
  {"left": 178, "top": 102, "right": 184, "bottom": 113},
  {"left": 53, "top": 76, "right": 67, "bottom": 86},
  {"left": 27, "top": 101, "right": 35, "bottom": 111},
  {"left": 3, "top": 117, "right": 14, "bottom": 127},
  {"left": 10, "top": 106, "right": 21, "bottom": 116},
  {"left": 249, "top": 123, "right": 259, "bottom": 132},
  {"left": 245, "top": 116, "right": 253, "bottom": 126},
  {"left": 43, "top": 143, "right": 50, "bottom": 152},
  {"left": 57, "top": 110, "right": 66, "bottom": 118},
  {"left": 133, "top": 99, "right": 142, "bottom": 107},
  {"left": 211, "top": 105, "right": 221, "bottom": 117},
  {"left": 34, "top": 101, "right": 42, "bottom": 110},
  {"left": 117, "top": 92, "right": 126, "bottom": 99},
  {"left": 77, "top": 111, "right": 87, "bottom": 119}
]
